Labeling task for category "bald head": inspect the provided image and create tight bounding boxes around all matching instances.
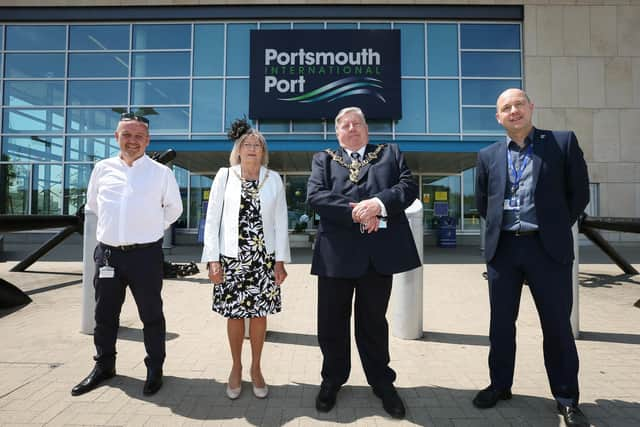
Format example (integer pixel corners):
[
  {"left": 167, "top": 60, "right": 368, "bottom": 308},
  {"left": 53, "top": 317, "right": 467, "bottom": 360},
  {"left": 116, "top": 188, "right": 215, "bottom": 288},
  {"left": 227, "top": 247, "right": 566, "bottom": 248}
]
[
  {"left": 495, "top": 88, "right": 534, "bottom": 143},
  {"left": 496, "top": 88, "right": 530, "bottom": 111}
]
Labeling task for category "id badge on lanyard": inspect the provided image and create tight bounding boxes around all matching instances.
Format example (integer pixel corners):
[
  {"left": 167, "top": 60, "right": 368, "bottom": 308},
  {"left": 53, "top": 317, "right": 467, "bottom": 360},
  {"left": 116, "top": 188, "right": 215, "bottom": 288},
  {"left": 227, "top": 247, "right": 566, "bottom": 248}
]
[
  {"left": 99, "top": 248, "right": 115, "bottom": 279},
  {"left": 504, "top": 143, "right": 532, "bottom": 212}
]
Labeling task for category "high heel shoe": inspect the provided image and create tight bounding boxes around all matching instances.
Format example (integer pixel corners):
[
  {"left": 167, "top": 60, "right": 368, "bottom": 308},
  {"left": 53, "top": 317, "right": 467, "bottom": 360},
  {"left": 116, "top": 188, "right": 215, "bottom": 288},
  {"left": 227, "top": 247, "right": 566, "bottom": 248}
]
[
  {"left": 226, "top": 383, "right": 242, "bottom": 400},
  {"left": 252, "top": 383, "right": 268, "bottom": 399}
]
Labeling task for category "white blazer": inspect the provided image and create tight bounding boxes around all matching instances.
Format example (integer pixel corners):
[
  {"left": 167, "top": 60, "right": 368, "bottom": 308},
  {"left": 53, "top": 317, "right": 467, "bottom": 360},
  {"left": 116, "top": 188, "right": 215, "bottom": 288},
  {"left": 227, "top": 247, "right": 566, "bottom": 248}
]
[{"left": 201, "top": 165, "right": 291, "bottom": 263}]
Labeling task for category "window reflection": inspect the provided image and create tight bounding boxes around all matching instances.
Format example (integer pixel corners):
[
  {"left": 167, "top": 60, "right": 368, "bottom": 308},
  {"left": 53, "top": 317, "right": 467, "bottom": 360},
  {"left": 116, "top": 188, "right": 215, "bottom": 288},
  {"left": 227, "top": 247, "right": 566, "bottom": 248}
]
[
  {"left": 2, "top": 136, "right": 63, "bottom": 162},
  {"left": 3, "top": 109, "right": 64, "bottom": 133},
  {"left": 285, "top": 175, "right": 313, "bottom": 230},
  {"left": 194, "top": 24, "right": 224, "bottom": 76},
  {"left": 226, "top": 23, "right": 257, "bottom": 76},
  {"left": 5, "top": 53, "right": 65, "bottom": 78},
  {"left": 461, "top": 24, "right": 520, "bottom": 50},
  {"left": 0, "top": 163, "right": 30, "bottom": 214},
  {"left": 132, "top": 79, "right": 189, "bottom": 105},
  {"left": 68, "top": 80, "right": 128, "bottom": 106},
  {"left": 32, "top": 163, "right": 62, "bottom": 215},
  {"left": 463, "top": 167, "right": 480, "bottom": 230},
  {"left": 70, "top": 25, "right": 130, "bottom": 50},
  {"left": 64, "top": 164, "right": 93, "bottom": 215},
  {"left": 428, "top": 24, "right": 458, "bottom": 77},
  {"left": 461, "top": 52, "right": 521, "bottom": 77},
  {"left": 190, "top": 174, "right": 214, "bottom": 230},
  {"left": 422, "top": 175, "right": 461, "bottom": 230},
  {"left": 69, "top": 53, "right": 129, "bottom": 77},
  {"left": 6, "top": 25, "right": 66, "bottom": 50},
  {"left": 4, "top": 81, "right": 65, "bottom": 106},
  {"left": 132, "top": 52, "right": 190, "bottom": 77},
  {"left": 67, "top": 108, "right": 121, "bottom": 133},
  {"left": 192, "top": 79, "right": 223, "bottom": 133},
  {"left": 66, "top": 136, "right": 119, "bottom": 162},
  {"left": 134, "top": 24, "right": 191, "bottom": 50},
  {"left": 131, "top": 107, "right": 189, "bottom": 133},
  {"left": 462, "top": 79, "right": 521, "bottom": 105},
  {"left": 462, "top": 108, "right": 504, "bottom": 133}
]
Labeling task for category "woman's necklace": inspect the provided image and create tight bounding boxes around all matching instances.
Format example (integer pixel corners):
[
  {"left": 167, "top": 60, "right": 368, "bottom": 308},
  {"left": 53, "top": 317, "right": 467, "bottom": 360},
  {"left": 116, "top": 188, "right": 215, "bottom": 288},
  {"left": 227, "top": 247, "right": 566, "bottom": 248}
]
[{"left": 232, "top": 168, "right": 269, "bottom": 198}]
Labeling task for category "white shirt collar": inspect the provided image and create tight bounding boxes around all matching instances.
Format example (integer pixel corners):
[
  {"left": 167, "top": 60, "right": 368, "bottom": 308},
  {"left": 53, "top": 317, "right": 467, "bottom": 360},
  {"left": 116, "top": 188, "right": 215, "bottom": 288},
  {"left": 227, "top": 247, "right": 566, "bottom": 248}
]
[{"left": 344, "top": 146, "right": 366, "bottom": 158}]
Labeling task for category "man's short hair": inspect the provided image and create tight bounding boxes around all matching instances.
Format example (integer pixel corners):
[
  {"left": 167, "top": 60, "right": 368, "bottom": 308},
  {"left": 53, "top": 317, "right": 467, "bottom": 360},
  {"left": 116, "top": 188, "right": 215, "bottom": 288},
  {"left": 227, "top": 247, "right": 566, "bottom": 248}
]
[
  {"left": 334, "top": 107, "right": 367, "bottom": 131},
  {"left": 120, "top": 112, "right": 150, "bottom": 127}
]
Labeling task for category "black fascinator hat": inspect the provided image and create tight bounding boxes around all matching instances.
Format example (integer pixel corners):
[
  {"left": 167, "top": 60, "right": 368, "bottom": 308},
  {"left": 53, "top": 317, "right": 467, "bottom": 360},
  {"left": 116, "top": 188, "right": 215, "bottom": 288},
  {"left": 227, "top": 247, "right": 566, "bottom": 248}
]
[{"left": 227, "top": 117, "right": 252, "bottom": 141}]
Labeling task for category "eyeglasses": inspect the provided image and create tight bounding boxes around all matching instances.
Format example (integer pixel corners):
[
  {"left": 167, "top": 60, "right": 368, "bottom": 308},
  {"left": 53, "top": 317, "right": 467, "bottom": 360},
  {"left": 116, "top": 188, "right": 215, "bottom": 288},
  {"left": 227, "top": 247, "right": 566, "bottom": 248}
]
[
  {"left": 120, "top": 113, "right": 150, "bottom": 126},
  {"left": 338, "top": 121, "right": 364, "bottom": 131},
  {"left": 241, "top": 143, "right": 263, "bottom": 150}
]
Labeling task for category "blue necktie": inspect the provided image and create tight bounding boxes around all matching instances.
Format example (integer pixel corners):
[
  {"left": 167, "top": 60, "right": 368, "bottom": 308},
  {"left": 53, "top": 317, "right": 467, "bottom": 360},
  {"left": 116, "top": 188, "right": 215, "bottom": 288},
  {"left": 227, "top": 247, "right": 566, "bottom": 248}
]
[{"left": 350, "top": 152, "right": 361, "bottom": 162}]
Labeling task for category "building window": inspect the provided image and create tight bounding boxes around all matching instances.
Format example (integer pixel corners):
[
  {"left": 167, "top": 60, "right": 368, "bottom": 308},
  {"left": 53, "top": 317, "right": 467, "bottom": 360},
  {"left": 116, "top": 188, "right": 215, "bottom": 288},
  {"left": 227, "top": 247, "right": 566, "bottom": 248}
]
[{"left": 0, "top": 20, "right": 520, "bottom": 224}]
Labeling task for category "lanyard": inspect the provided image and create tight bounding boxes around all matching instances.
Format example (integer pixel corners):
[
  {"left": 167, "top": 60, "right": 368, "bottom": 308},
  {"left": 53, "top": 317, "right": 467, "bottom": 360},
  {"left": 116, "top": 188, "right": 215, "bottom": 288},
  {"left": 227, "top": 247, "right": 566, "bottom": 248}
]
[{"left": 507, "top": 142, "right": 533, "bottom": 193}]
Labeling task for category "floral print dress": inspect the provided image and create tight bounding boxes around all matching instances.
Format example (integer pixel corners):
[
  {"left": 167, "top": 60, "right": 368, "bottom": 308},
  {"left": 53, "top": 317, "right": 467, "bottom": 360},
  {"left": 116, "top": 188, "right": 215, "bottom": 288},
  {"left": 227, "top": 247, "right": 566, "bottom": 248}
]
[{"left": 213, "top": 179, "right": 281, "bottom": 318}]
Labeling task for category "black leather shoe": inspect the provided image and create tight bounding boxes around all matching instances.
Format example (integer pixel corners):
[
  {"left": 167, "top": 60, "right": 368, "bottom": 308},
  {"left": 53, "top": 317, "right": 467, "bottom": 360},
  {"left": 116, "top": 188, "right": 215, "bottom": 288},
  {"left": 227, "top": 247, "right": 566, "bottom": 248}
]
[
  {"left": 557, "top": 403, "right": 589, "bottom": 427},
  {"left": 71, "top": 365, "right": 116, "bottom": 396},
  {"left": 373, "top": 386, "right": 406, "bottom": 419},
  {"left": 315, "top": 385, "right": 339, "bottom": 412},
  {"left": 472, "top": 385, "right": 512, "bottom": 409},
  {"left": 143, "top": 368, "right": 163, "bottom": 396}
]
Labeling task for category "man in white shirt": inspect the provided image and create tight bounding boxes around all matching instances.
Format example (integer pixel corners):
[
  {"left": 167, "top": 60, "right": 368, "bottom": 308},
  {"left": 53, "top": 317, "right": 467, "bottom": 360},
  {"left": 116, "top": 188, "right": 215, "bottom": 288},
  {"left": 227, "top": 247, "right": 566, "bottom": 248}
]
[{"left": 71, "top": 113, "right": 183, "bottom": 397}]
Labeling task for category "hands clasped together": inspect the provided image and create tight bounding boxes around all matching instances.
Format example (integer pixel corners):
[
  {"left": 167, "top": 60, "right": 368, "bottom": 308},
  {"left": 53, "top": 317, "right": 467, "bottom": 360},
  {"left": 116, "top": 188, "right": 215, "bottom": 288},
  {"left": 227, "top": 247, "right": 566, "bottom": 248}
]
[{"left": 349, "top": 199, "right": 382, "bottom": 234}]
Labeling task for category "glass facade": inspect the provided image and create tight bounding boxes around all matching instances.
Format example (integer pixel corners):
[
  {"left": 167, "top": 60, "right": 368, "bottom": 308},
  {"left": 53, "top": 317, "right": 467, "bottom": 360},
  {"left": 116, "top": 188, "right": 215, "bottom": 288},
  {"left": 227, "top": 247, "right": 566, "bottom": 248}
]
[{"left": 0, "top": 20, "right": 521, "bottom": 232}]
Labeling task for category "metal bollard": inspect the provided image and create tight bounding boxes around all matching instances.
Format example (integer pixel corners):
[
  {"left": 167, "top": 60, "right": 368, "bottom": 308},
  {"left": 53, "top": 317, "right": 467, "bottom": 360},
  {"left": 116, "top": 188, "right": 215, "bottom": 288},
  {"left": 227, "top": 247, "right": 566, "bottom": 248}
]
[
  {"left": 392, "top": 199, "right": 424, "bottom": 340},
  {"left": 81, "top": 210, "right": 98, "bottom": 334},
  {"left": 571, "top": 223, "right": 580, "bottom": 338}
]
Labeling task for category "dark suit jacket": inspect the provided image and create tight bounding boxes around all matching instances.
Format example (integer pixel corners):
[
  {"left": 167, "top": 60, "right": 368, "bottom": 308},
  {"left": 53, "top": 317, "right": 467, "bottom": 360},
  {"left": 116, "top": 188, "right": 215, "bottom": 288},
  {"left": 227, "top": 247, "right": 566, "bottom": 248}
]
[
  {"left": 476, "top": 128, "right": 590, "bottom": 264},
  {"left": 307, "top": 143, "right": 421, "bottom": 278}
]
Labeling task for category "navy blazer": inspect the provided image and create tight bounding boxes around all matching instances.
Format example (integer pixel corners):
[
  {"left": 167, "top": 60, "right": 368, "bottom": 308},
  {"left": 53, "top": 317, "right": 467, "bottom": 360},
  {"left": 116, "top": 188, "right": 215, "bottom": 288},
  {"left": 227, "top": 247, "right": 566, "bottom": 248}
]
[
  {"left": 307, "top": 143, "right": 421, "bottom": 278},
  {"left": 476, "top": 128, "right": 590, "bottom": 264}
]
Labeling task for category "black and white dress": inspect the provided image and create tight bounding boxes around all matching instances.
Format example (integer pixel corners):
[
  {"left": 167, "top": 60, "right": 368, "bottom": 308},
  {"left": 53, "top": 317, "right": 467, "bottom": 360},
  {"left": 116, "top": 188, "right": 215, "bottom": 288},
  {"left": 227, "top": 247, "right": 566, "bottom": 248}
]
[{"left": 213, "top": 179, "right": 281, "bottom": 318}]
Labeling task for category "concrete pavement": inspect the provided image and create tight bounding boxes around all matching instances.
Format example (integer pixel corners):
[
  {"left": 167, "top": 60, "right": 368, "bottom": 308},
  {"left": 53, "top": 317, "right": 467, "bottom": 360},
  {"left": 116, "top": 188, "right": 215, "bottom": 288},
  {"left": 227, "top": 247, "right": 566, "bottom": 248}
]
[{"left": 0, "top": 243, "right": 639, "bottom": 426}]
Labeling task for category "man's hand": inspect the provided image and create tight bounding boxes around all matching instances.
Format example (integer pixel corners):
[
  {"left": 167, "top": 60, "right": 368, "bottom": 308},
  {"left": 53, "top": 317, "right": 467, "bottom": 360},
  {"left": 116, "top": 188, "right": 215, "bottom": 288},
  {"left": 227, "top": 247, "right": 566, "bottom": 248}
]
[
  {"left": 362, "top": 216, "right": 380, "bottom": 233},
  {"left": 208, "top": 261, "right": 223, "bottom": 284},
  {"left": 275, "top": 261, "right": 287, "bottom": 285},
  {"left": 350, "top": 199, "right": 382, "bottom": 224}
]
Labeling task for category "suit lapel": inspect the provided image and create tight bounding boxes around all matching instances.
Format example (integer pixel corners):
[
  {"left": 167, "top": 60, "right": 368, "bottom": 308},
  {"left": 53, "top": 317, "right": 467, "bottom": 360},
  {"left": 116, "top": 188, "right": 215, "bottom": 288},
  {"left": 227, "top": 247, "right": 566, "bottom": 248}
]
[
  {"left": 495, "top": 142, "right": 507, "bottom": 202},
  {"left": 356, "top": 144, "right": 375, "bottom": 182},
  {"left": 531, "top": 128, "right": 545, "bottom": 194}
]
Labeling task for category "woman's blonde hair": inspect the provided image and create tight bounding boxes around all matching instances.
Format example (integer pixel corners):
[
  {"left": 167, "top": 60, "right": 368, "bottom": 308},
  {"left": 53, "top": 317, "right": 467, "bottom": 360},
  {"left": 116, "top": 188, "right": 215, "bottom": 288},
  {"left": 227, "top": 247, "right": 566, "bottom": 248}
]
[{"left": 228, "top": 129, "right": 269, "bottom": 166}]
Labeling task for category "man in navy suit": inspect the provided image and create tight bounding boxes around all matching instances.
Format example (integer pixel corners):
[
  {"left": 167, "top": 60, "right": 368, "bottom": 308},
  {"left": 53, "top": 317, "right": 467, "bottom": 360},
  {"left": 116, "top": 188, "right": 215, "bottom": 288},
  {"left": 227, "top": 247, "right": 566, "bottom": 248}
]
[
  {"left": 307, "top": 106, "right": 420, "bottom": 419},
  {"left": 474, "top": 89, "right": 590, "bottom": 427}
]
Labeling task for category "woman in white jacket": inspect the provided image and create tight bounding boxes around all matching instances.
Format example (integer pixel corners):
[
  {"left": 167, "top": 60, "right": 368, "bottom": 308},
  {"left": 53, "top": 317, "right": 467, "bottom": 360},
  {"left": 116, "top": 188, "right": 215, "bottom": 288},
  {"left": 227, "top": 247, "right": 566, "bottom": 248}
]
[{"left": 202, "top": 118, "right": 290, "bottom": 400}]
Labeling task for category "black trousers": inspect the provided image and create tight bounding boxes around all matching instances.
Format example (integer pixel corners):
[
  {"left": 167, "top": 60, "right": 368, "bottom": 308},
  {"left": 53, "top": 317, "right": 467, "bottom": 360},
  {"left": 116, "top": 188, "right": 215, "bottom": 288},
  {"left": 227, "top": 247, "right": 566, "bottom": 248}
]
[
  {"left": 487, "top": 232, "right": 579, "bottom": 403},
  {"left": 93, "top": 241, "right": 166, "bottom": 370},
  {"left": 317, "top": 268, "right": 396, "bottom": 391}
]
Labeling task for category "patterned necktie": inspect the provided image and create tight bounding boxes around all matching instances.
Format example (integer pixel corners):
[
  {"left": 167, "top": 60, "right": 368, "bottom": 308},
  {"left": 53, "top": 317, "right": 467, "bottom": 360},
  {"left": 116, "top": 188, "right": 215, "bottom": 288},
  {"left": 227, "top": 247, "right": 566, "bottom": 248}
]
[{"left": 350, "top": 152, "right": 361, "bottom": 162}]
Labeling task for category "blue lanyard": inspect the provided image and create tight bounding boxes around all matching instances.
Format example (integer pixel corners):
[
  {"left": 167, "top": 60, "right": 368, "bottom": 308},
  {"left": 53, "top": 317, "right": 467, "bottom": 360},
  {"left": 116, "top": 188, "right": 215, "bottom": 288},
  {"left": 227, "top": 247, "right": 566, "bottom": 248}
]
[{"left": 507, "top": 142, "right": 533, "bottom": 192}]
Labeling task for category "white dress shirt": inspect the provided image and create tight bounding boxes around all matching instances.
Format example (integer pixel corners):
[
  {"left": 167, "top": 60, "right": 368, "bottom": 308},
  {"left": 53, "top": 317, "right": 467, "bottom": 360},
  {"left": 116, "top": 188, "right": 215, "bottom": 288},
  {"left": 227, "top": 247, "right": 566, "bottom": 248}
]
[{"left": 86, "top": 154, "right": 183, "bottom": 246}]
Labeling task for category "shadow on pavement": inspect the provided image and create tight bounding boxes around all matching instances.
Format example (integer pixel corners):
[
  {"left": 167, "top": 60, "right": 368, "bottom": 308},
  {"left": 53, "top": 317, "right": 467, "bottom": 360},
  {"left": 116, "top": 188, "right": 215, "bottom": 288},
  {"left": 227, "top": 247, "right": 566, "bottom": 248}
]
[
  {"left": 579, "top": 272, "right": 640, "bottom": 288},
  {"left": 117, "top": 326, "right": 179, "bottom": 342},
  {"left": 25, "top": 278, "right": 82, "bottom": 296},
  {"left": 80, "top": 376, "right": 635, "bottom": 426},
  {"left": 265, "top": 330, "right": 317, "bottom": 347},
  {"left": 421, "top": 331, "right": 489, "bottom": 347},
  {"left": 578, "top": 331, "right": 640, "bottom": 345}
]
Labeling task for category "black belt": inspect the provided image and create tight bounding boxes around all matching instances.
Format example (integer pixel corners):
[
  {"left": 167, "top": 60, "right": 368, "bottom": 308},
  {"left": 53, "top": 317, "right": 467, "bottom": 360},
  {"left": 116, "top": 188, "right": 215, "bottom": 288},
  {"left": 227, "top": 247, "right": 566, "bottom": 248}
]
[
  {"left": 503, "top": 230, "right": 538, "bottom": 237},
  {"left": 100, "top": 239, "right": 162, "bottom": 252}
]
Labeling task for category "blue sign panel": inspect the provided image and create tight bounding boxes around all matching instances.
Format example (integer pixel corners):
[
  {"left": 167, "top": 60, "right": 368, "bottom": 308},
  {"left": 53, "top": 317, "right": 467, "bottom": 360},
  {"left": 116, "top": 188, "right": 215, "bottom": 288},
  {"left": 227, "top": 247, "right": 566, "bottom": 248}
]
[{"left": 249, "top": 30, "right": 401, "bottom": 120}]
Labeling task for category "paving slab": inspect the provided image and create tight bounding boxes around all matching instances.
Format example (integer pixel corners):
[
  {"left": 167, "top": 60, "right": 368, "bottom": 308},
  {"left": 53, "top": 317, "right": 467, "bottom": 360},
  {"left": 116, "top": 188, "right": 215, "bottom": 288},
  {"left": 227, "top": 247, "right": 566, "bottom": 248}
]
[{"left": 0, "top": 244, "right": 638, "bottom": 426}]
